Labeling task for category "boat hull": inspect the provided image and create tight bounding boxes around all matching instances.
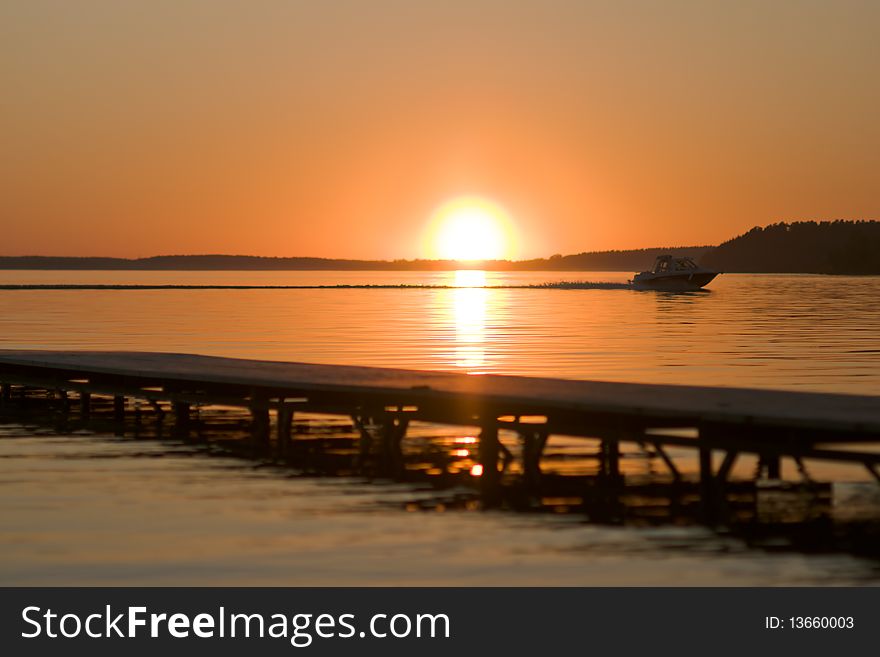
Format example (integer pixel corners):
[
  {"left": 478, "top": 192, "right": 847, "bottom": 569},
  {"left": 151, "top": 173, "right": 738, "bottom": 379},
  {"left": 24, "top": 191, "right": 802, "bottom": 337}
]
[{"left": 632, "top": 272, "right": 718, "bottom": 290}]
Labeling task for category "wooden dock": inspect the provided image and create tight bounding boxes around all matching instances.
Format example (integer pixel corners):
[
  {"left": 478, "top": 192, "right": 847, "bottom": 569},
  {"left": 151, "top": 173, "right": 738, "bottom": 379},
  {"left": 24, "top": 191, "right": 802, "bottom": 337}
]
[{"left": 1, "top": 350, "right": 879, "bottom": 500}]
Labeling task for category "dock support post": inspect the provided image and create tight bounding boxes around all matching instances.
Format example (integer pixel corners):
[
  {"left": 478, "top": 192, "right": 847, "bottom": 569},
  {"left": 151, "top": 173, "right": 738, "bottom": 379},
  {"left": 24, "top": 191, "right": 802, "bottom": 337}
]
[
  {"left": 251, "top": 406, "right": 270, "bottom": 446},
  {"left": 521, "top": 429, "right": 547, "bottom": 490},
  {"left": 760, "top": 454, "right": 781, "bottom": 480},
  {"left": 353, "top": 415, "right": 374, "bottom": 471},
  {"left": 173, "top": 402, "right": 191, "bottom": 437},
  {"left": 380, "top": 415, "right": 407, "bottom": 478},
  {"left": 277, "top": 404, "right": 294, "bottom": 457},
  {"left": 478, "top": 421, "right": 501, "bottom": 506},
  {"left": 600, "top": 439, "right": 621, "bottom": 480},
  {"left": 699, "top": 446, "right": 712, "bottom": 484},
  {"left": 57, "top": 389, "right": 70, "bottom": 414},
  {"left": 114, "top": 395, "right": 125, "bottom": 424},
  {"left": 148, "top": 399, "right": 165, "bottom": 419},
  {"left": 79, "top": 391, "right": 91, "bottom": 420},
  {"left": 699, "top": 445, "right": 721, "bottom": 521},
  {"left": 113, "top": 395, "right": 126, "bottom": 436}
]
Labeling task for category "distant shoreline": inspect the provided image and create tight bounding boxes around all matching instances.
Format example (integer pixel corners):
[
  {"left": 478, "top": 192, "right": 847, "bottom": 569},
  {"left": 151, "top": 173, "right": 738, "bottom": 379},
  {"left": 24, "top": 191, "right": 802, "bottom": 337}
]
[
  {"left": 0, "top": 246, "right": 710, "bottom": 273},
  {"left": 3, "top": 220, "right": 879, "bottom": 274},
  {"left": 0, "top": 282, "right": 634, "bottom": 290}
]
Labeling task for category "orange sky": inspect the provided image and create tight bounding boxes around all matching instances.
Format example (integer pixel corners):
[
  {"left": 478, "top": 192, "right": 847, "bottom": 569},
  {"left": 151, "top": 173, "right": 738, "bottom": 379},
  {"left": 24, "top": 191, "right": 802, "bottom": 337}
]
[{"left": 2, "top": 1, "right": 879, "bottom": 259}]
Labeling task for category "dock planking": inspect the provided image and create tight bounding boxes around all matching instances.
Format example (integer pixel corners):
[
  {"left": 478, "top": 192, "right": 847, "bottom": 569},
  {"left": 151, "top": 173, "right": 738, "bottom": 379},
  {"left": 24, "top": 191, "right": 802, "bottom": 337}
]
[
  {"left": 1, "top": 349, "right": 879, "bottom": 494},
  {"left": 0, "top": 350, "right": 878, "bottom": 433}
]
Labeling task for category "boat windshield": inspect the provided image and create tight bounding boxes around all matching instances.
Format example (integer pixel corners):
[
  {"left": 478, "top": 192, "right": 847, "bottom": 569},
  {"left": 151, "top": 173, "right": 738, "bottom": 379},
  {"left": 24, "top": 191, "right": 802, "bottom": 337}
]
[
  {"left": 651, "top": 256, "right": 699, "bottom": 273},
  {"left": 653, "top": 257, "right": 672, "bottom": 273}
]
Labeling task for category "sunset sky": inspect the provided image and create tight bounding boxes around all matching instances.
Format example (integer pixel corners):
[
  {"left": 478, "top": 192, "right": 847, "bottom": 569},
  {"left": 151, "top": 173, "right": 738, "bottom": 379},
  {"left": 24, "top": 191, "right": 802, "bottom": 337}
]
[{"left": 2, "top": 1, "right": 878, "bottom": 259}]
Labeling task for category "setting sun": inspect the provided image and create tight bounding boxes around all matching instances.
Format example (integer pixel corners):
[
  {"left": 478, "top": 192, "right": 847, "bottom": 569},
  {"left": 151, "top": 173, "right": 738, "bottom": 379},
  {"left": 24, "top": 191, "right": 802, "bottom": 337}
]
[{"left": 424, "top": 196, "right": 518, "bottom": 261}]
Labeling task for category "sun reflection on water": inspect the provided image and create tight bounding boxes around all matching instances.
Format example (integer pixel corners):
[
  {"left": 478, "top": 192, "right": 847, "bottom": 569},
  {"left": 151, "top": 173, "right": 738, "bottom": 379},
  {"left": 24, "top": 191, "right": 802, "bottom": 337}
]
[{"left": 452, "top": 270, "right": 488, "bottom": 370}]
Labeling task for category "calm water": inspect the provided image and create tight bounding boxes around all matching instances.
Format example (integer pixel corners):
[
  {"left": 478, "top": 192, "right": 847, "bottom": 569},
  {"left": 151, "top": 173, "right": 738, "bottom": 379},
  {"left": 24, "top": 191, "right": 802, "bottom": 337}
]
[
  {"left": 1, "top": 270, "right": 879, "bottom": 585},
  {"left": 2, "top": 270, "right": 880, "bottom": 391}
]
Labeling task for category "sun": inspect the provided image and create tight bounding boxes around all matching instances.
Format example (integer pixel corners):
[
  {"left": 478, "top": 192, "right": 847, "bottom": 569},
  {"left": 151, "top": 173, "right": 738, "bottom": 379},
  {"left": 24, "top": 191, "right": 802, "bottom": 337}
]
[{"left": 424, "top": 196, "right": 517, "bottom": 261}]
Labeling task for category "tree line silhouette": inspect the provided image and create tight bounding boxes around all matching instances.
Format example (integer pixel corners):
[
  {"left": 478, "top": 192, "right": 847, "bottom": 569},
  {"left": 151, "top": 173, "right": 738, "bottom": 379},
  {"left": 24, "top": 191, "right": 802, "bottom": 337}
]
[
  {"left": 700, "top": 220, "right": 880, "bottom": 274},
  {"left": 0, "top": 221, "right": 877, "bottom": 273}
]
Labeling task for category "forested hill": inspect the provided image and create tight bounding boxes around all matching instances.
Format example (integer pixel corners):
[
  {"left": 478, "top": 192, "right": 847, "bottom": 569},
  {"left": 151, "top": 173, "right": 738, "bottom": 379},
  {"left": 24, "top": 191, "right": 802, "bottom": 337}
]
[{"left": 700, "top": 221, "right": 880, "bottom": 274}]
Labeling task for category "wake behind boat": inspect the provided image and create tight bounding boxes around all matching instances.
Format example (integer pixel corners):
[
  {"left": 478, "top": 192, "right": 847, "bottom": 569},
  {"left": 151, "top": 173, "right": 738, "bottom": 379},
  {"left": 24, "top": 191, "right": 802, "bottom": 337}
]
[{"left": 631, "top": 255, "right": 719, "bottom": 290}]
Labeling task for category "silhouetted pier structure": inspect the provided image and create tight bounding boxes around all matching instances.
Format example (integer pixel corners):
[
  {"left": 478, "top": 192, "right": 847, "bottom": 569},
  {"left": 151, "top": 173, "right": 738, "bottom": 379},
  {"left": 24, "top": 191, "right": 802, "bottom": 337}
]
[{"left": 1, "top": 350, "right": 879, "bottom": 510}]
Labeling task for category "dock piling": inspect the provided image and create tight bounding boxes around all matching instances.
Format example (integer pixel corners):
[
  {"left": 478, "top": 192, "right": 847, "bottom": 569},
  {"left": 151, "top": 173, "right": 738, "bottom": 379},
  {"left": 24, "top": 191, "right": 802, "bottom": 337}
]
[
  {"left": 353, "top": 415, "right": 374, "bottom": 470},
  {"left": 251, "top": 406, "right": 270, "bottom": 446},
  {"left": 277, "top": 404, "right": 294, "bottom": 457},
  {"left": 698, "top": 445, "right": 717, "bottom": 519},
  {"left": 173, "top": 402, "right": 191, "bottom": 437},
  {"left": 478, "top": 422, "right": 501, "bottom": 505},
  {"left": 520, "top": 429, "right": 546, "bottom": 490},
  {"left": 380, "top": 414, "right": 407, "bottom": 477},
  {"left": 148, "top": 399, "right": 166, "bottom": 421},
  {"left": 600, "top": 438, "right": 621, "bottom": 480},
  {"left": 56, "top": 389, "right": 70, "bottom": 413},
  {"left": 760, "top": 454, "right": 782, "bottom": 480}
]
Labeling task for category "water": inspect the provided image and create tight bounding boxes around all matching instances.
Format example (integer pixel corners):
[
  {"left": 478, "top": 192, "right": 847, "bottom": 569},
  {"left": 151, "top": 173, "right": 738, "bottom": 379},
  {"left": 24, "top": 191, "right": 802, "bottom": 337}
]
[
  {"left": 1, "top": 270, "right": 879, "bottom": 585},
  {"left": 2, "top": 270, "right": 879, "bottom": 392}
]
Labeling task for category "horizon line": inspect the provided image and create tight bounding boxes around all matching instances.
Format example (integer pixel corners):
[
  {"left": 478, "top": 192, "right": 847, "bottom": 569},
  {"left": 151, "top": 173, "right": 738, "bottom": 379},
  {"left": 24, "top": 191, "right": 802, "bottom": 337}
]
[{"left": 0, "top": 245, "right": 714, "bottom": 263}]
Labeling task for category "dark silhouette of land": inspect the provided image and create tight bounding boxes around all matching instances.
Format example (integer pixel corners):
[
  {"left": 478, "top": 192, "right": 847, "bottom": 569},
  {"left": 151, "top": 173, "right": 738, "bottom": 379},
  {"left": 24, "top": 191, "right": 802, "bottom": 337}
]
[
  {"left": 0, "top": 249, "right": 712, "bottom": 272},
  {"left": 1, "top": 221, "right": 878, "bottom": 273},
  {"left": 700, "top": 220, "right": 880, "bottom": 274}
]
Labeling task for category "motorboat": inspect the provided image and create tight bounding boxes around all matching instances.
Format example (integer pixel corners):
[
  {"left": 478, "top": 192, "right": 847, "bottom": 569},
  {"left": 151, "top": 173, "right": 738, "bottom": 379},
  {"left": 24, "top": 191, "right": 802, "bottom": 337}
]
[{"left": 631, "top": 255, "right": 719, "bottom": 290}]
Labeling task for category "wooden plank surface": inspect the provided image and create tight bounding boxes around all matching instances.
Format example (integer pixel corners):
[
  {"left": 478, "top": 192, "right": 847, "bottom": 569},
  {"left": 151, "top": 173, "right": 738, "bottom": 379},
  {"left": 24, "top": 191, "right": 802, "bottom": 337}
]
[{"left": 0, "top": 350, "right": 878, "bottom": 436}]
